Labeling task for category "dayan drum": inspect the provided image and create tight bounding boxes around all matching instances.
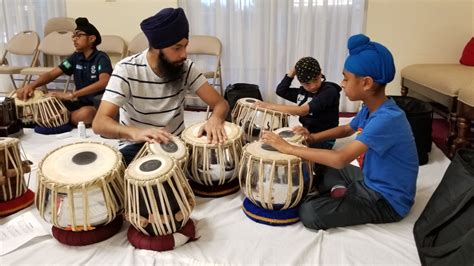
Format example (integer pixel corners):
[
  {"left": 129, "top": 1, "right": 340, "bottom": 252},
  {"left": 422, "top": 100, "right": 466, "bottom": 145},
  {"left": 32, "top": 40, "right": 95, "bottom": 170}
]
[
  {"left": 125, "top": 154, "right": 196, "bottom": 251},
  {"left": 133, "top": 136, "right": 188, "bottom": 168},
  {"left": 181, "top": 121, "right": 243, "bottom": 197},
  {"left": 273, "top": 127, "right": 305, "bottom": 145},
  {"left": 35, "top": 142, "right": 125, "bottom": 245},
  {"left": 12, "top": 89, "right": 44, "bottom": 125},
  {"left": 33, "top": 96, "right": 69, "bottom": 128},
  {"left": 231, "top": 98, "right": 289, "bottom": 143},
  {"left": 239, "top": 141, "right": 313, "bottom": 225},
  {"left": 0, "top": 137, "right": 33, "bottom": 217}
]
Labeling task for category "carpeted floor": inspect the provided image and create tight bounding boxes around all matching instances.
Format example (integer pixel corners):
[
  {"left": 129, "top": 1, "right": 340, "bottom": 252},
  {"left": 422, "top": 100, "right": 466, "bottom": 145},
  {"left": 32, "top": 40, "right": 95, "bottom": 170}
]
[{"left": 432, "top": 118, "right": 450, "bottom": 157}]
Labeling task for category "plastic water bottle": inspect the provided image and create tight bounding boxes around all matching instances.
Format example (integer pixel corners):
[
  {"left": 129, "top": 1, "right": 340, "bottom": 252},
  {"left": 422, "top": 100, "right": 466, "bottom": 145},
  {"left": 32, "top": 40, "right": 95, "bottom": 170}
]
[{"left": 78, "top": 121, "right": 87, "bottom": 138}]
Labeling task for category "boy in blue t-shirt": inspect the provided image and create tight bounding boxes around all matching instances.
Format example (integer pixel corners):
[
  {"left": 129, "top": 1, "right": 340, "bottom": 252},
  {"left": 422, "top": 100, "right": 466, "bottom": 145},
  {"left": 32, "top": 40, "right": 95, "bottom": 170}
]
[
  {"left": 17, "top": 17, "right": 112, "bottom": 126},
  {"left": 261, "top": 34, "right": 419, "bottom": 230},
  {"left": 256, "top": 57, "right": 341, "bottom": 149}
]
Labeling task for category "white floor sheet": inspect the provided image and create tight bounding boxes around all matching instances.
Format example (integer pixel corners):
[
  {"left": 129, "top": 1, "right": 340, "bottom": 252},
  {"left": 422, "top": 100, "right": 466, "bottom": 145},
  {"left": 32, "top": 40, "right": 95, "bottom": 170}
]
[{"left": 1, "top": 112, "right": 450, "bottom": 265}]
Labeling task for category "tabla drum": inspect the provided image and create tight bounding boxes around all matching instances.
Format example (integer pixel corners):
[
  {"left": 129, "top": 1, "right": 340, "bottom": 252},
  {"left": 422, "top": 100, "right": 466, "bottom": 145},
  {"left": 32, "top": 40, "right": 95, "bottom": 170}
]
[
  {"left": 231, "top": 97, "right": 289, "bottom": 143},
  {"left": 273, "top": 127, "right": 305, "bottom": 145},
  {"left": 133, "top": 136, "right": 188, "bottom": 168},
  {"left": 33, "top": 96, "right": 69, "bottom": 128},
  {"left": 35, "top": 142, "right": 125, "bottom": 245},
  {"left": 125, "top": 154, "right": 196, "bottom": 251},
  {"left": 181, "top": 121, "right": 243, "bottom": 197},
  {"left": 12, "top": 90, "right": 44, "bottom": 125},
  {"left": 0, "top": 137, "right": 33, "bottom": 217},
  {"left": 239, "top": 141, "right": 313, "bottom": 225},
  {"left": 0, "top": 97, "right": 22, "bottom": 137}
]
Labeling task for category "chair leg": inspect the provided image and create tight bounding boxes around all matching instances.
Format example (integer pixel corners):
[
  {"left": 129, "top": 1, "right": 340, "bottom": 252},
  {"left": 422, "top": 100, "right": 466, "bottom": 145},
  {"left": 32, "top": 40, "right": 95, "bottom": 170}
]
[
  {"left": 9, "top": 75, "right": 18, "bottom": 90},
  {"left": 451, "top": 117, "right": 470, "bottom": 157}
]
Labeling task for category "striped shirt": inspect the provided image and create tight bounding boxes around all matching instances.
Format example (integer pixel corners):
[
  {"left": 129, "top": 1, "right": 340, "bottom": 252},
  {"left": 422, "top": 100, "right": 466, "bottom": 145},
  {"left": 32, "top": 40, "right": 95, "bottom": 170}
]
[{"left": 102, "top": 49, "right": 207, "bottom": 145}]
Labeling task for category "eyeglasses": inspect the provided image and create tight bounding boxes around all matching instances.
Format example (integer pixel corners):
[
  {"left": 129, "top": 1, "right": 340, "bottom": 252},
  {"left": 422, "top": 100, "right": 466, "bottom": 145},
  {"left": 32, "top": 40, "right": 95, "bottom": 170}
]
[{"left": 71, "top": 33, "right": 89, "bottom": 39}]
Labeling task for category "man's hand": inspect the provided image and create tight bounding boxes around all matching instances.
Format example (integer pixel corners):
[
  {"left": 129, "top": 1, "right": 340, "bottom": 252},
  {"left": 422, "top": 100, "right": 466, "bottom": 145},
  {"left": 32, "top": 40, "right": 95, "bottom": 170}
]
[
  {"left": 16, "top": 85, "right": 35, "bottom": 101},
  {"left": 261, "top": 131, "right": 293, "bottom": 154},
  {"left": 293, "top": 126, "right": 312, "bottom": 143},
  {"left": 132, "top": 128, "right": 172, "bottom": 144},
  {"left": 197, "top": 117, "right": 227, "bottom": 144},
  {"left": 47, "top": 91, "right": 74, "bottom": 101}
]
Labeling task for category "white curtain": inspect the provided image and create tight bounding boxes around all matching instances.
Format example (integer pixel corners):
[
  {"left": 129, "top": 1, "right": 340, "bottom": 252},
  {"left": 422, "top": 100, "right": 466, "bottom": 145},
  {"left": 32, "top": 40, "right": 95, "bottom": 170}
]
[
  {"left": 0, "top": 0, "right": 66, "bottom": 92},
  {"left": 179, "top": 0, "right": 365, "bottom": 112}
]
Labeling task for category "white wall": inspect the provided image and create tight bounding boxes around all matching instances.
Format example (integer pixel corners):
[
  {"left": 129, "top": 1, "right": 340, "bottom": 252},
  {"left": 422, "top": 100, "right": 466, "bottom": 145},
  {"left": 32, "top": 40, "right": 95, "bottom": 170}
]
[
  {"left": 366, "top": 0, "right": 473, "bottom": 95},
  {"left": 66, "top": 0, "right": 177, "bottom": 43}
]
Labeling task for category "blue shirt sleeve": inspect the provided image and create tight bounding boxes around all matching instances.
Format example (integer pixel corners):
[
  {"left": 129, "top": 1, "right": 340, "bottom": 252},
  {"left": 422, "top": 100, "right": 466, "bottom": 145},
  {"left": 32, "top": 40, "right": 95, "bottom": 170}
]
[
  {"left": 97, "top": 53, "right": 113, "bottom": 75},
  {"left": 355, "top": 111, "right": 401, "bottom": 156},
  {"left": 58, "top": 53, "right": 77, "bottom": 76}
]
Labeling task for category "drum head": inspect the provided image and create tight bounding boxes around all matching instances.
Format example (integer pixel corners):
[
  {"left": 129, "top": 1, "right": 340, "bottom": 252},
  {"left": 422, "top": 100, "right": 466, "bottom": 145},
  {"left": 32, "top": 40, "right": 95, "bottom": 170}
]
[
  {"left": 181, "top": 121, "right": 241, "bottom": 145},
  {"left": 149, "top": 136, "right": 186, "bottom": 161},
  {"left": 273, "top": 127, "right": 304, "bottom": 144},
  {"left": 244, "top": 141, "right": 300, "bottom": 161},
  {"left": 13, "top": 90, "right": 44, "bottom": 105},
  {"left": 0, "top": 137, "right": 18, "bottom": 147},
  {"left": 237, "top": 97, "right": 261, "bottom": 107},
  {"left": 127, "top": 154, "right": 174, "bottom": 181},
  {"left": 40, "top": 142, "right": 120, "bottom": 184}
]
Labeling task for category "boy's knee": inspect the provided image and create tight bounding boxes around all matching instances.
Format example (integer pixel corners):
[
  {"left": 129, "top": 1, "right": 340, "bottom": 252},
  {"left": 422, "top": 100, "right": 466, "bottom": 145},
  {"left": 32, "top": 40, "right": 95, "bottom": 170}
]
[{"left": 299, "top": 201, "right": 326, "bottom": 230}]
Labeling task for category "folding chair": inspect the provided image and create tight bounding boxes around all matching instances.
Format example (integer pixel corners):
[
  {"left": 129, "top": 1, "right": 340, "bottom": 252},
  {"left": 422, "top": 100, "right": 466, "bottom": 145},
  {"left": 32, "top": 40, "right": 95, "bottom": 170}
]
[
  {"left": 185, "top": 35, "right": 224, "bottom": 112},
  {"left": 0, "top": 31, "right": 40, "bottom": 90},
  {"left": 98, "top": 35, "right": 127, "bottom": 67},
  {"left": 20, "top": 31, "right": 75, "bottom": 92},
  {"left": 127, "top": 32, "right": 148, "bottom": 56}
]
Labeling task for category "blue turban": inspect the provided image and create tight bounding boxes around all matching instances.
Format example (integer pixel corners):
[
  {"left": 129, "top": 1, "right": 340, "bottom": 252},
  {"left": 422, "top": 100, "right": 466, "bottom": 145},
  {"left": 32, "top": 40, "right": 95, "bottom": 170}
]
[
  {"left": 140, "top": 8, "right": 189, "bottom": 49},
  {"left": 344, "top": 34, "right": 395, "bottom": 85}
]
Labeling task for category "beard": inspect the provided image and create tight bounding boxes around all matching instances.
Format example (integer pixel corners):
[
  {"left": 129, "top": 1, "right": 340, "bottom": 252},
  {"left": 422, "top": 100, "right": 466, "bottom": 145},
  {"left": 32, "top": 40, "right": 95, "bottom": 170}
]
[{"left": 158, "top": 51, "right": 185, "bottom": 81}]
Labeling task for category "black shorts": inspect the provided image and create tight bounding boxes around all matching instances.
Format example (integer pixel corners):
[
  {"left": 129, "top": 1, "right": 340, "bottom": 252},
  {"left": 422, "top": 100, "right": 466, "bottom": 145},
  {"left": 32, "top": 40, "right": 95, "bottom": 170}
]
[{"left": 63, "top": 100, "right": 94, "bottom": 112}]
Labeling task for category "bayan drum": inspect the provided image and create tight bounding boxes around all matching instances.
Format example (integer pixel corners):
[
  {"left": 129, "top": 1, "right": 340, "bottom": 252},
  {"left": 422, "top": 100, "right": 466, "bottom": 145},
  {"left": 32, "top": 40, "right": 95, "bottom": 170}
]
[
  {"left": 239, "top": 141, "right": 313, "bottom": 225},
  {"left": 181, "top": 121, "right": 243, "bottom": 197},
  {"left": 0, "top": 97, "right": 22, "bottom": 137},
  {"left": 36, "top": 142, "right": 125, "bottom": 245},
  {"left": 231, "top": 97, "right": 289, "bottom": 143},
  {"left": 12, "top": 89, "right": 44, "bottom": 125},
  {"left": 0, "top": 137, "right": 33, "bottom": 217},
  {"left": 273, "top": 127, "right": 305, "bottom": 145},
  {"left": 125, "top": 154, "right": 196, "bottom": 251},
  {"left": 133, "top": 136, "right": 188, "bottom": 168}
]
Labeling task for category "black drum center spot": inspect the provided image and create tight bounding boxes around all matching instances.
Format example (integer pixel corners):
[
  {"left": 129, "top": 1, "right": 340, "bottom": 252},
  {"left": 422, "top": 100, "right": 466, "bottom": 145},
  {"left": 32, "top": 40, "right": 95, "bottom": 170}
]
[
  {"left": 140, "top": 159, "right": 162, "bottom": 172},
  {"left": 161, "top": 141, "right": 178, "bottom": 153},
  {"left": 278, "top": 130, "right": 294, "bottom": 138},
  {"left": 261, "top": 144, "right": 278, "bottom": 152},
  {"left": 72, "top": 151, "right": 97, "bottom": 165}
]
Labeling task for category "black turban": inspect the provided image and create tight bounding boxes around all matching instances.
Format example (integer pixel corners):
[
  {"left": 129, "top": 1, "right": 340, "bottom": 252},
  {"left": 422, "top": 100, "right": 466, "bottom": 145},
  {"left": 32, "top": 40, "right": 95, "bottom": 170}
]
[
  {"left": 75, "top": 17, "right": 101, "bottom": 46},
  {"left": 295, "top": 57, "right": 321, "bottom": 83},
  {"left": 140, "top": 8, "right": 189, "bottom": 49}
]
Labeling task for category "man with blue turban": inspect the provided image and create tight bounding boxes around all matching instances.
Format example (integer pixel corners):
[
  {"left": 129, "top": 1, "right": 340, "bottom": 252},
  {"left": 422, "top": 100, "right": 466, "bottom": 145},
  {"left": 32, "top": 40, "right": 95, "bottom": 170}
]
[
  {"left": 260, "top": 34, "right": 419, "bottom": 230},
  {"left": 93, "top": 8, "right": 229, "bottom": 165}
]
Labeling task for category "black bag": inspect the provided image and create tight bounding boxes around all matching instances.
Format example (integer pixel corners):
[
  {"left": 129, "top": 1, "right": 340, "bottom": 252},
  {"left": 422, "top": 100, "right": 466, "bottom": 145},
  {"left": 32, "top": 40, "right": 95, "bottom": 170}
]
[
  {"left": 224, "top": 83, "right": 262, "bottom": 121},
  {"left": 392, "top": 96, "right": 433, "bottom": 165},
  {"left": 413, "top": 148, "right": 474, "bottom": 266}
]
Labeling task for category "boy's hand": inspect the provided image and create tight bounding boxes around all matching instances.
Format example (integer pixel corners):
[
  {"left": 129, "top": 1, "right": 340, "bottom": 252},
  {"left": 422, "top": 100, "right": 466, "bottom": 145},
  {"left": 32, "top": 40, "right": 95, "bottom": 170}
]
[
  {"left": 16, "top": 85, "right": 35, "bottom": 101},
  {"left": 47, "top": 91, "right": 74, "bottom": 101},
  {"left": 288, "top": 67, "right": 296, "bottom": 78},
  {"left": 254, "top": 101, "right": 273, "bottom": 110},
  {"left": 133, "top": 128, "right": 172, "bottom": 143},
  {"left": 293, "top": 126, "right": 311, "bottom": 142},
  {"left": 261, "top": 131, "right": 292, "bottom": 154}
]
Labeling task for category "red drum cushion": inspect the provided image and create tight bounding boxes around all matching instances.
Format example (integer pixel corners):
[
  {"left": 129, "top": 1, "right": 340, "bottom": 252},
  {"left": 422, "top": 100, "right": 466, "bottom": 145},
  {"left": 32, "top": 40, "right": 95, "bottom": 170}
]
[
  {"left": 51, "top": 216, "right": 123, "bottom": 246},
  {"left": 0, "top": 189, "right": 34, "bottom": 217},
  {"left": 127, "top": 219, "right": 196, "bottom": 251}
]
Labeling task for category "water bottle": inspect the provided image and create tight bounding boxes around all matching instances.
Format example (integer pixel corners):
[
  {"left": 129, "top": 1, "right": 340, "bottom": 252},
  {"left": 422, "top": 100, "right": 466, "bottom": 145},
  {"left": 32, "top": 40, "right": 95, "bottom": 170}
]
[{"left": 78, "top": 121, "right": 87, "bottom": 138}]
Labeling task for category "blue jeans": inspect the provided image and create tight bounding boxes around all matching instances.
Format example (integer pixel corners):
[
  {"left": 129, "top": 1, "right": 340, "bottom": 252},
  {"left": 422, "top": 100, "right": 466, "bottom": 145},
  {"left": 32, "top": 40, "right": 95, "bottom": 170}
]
[{"left": 119, "top": 142, "right": 145, "bottom": 166}]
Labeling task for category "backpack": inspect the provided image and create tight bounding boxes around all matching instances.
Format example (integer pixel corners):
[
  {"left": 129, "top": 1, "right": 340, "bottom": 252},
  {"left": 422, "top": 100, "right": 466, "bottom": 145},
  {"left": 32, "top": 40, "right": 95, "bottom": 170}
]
[
  {"left": 413, "top": 148, "right": 474, "bottom": 266},
  {"left": 224, "top": 83, "right": 263, "bottom": 121}
]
